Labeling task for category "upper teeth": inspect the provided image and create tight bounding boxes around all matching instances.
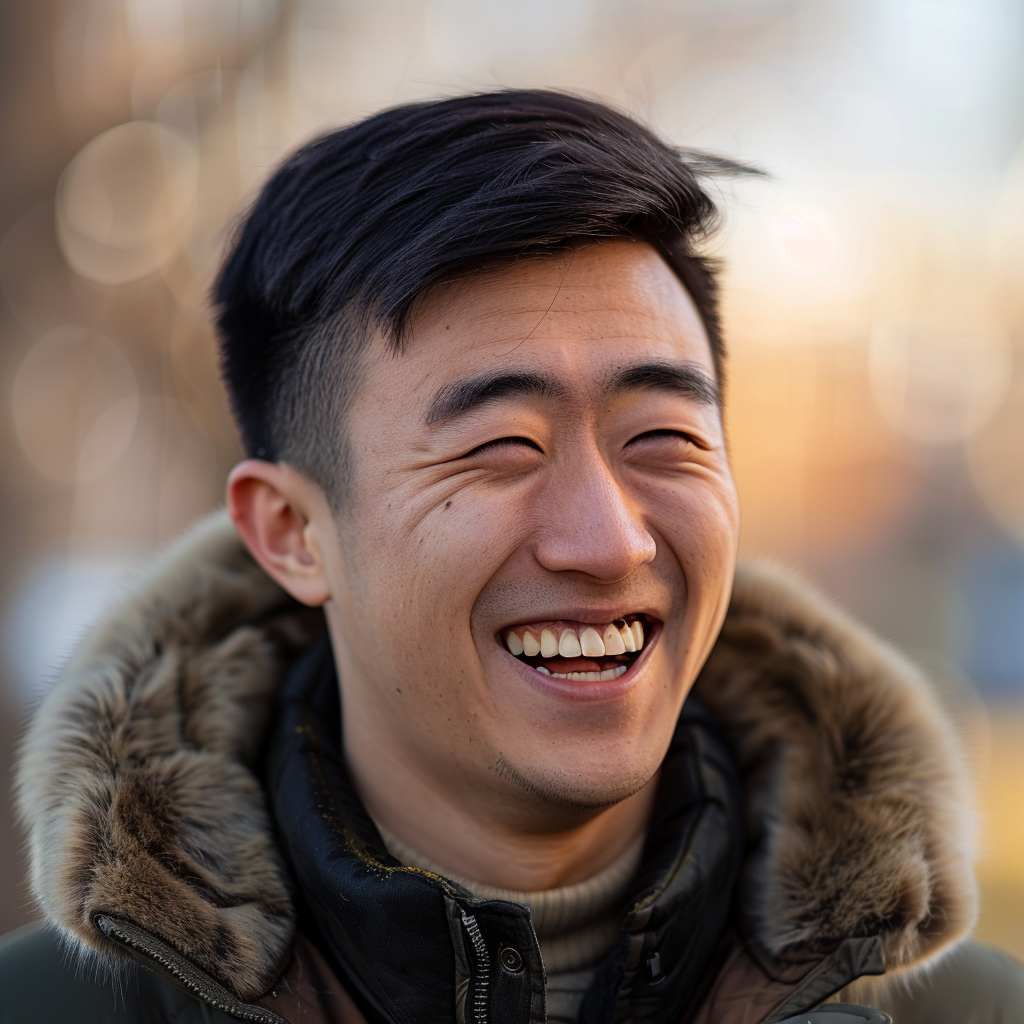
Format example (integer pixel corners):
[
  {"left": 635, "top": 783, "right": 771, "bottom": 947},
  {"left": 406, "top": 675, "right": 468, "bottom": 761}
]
[
  {"left": 541, "top": 628, "right": 559, "bottom": 658},
  {"left": 504, "top": 620, "right": 645, "bottom": 659}
]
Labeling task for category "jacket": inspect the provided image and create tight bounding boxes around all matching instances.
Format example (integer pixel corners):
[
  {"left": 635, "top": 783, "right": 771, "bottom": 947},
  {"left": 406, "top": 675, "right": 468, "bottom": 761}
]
[{"left": 1, "top": 512, "right": 1022, "bottom": 1023}]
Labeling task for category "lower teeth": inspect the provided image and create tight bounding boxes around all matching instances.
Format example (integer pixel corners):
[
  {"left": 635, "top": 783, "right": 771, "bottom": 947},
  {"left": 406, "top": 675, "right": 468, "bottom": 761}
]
[{"left": 535, "top": 665, "right": 628, "bottom": 681}]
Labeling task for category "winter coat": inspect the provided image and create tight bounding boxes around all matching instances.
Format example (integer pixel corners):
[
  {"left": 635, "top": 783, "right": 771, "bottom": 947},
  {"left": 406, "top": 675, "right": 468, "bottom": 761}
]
[{"left": 0, "top": 512, "right": 1022, "bottom": 1024}]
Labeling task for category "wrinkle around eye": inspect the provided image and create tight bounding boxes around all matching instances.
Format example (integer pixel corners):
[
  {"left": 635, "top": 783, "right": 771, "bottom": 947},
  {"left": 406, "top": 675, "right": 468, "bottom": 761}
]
[{"left": 621, "top": 432, "right": 722, "bottom": 476}]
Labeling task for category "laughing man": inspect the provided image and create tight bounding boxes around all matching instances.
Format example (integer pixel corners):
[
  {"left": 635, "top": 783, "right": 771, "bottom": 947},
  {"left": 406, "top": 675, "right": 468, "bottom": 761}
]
[{"left": 2, "top": 90, "right": 1023, "bottom": 1024}]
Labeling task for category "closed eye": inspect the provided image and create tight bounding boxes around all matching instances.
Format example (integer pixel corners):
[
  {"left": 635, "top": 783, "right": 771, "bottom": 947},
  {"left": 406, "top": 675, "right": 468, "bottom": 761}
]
[
  {"left": 461, "top": 436, "right": 544, "bottom": 458},
  {"left": 627, "top": 429, "right": 709, "bottom": 451}
]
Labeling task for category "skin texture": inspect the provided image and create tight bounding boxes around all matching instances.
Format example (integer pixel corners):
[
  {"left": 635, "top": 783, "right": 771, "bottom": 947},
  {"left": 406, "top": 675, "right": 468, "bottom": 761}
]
[{"left": 229, "top": 239, "right": 740, "bottom": 891}]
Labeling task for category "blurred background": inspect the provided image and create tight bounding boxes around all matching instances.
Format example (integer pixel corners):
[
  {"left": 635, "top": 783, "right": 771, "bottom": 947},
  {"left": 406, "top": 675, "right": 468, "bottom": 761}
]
[{"left": 0, "top": 0, "right": 1022, "bottom": 957}]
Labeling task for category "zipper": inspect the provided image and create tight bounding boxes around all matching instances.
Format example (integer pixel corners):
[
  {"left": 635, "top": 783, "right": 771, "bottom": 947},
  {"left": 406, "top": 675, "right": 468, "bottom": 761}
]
[
  {"left": 94, "top": 914, "right": 287, "bottom": 1024},
  {"left": 460, "top": 911, "right": 491, "bottom": 1024}
]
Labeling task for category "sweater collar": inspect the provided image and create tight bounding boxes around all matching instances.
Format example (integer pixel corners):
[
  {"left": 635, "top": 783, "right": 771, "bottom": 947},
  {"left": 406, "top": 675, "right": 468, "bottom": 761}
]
[{"left": 265, "top": 636, "right": 745, "bottom": 1024}]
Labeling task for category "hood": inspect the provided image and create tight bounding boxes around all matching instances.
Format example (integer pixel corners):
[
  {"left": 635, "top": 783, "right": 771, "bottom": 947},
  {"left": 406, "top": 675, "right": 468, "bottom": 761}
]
[
  {"left": 692, "top": 563, "right": 976, "bottom": 974},
  {"left": 15, "top": 511, "right": 976, "bottom": 1002}
]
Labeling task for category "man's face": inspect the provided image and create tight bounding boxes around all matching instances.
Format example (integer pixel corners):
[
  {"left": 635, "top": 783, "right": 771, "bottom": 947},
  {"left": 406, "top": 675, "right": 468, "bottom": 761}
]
[{"left": 323, "top": 239, "right": 739, "bottom": 822}]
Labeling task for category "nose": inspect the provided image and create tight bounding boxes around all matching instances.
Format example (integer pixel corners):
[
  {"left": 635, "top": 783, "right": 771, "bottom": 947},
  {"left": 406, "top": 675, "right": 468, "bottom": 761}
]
[{"left": 533, "top": 448, "right": 656, "bottom": 583}]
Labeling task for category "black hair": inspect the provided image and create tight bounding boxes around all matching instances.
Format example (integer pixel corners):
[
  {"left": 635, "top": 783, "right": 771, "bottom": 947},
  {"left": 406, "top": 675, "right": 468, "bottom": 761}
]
[{"left": 214, "top": 89, "right": 754, "bottom": 505}]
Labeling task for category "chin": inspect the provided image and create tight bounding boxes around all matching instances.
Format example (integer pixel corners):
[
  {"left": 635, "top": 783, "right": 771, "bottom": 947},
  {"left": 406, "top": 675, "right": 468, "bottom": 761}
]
[{"left": 496, "top": 752, "right": 657, "bottom": 812}]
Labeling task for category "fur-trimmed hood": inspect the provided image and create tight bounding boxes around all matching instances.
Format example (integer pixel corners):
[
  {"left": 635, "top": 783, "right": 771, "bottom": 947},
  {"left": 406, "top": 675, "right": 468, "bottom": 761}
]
[{"left": 15, "top": 511, "right": 976, "bottom": 1005}]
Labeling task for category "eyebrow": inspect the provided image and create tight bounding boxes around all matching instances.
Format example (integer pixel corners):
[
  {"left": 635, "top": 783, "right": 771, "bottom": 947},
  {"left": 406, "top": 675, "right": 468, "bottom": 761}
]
[
  {"left": 607, "top": 361, "right": 721, "bottom": 408},
  {"left": 426, "top": 371, "right": 568, "bottom": 424}
]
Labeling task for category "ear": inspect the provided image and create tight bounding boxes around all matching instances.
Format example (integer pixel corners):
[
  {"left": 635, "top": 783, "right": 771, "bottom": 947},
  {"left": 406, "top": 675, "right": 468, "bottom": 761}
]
[{"left": 227, "top": 460, "right": 332, "bottom": 607}]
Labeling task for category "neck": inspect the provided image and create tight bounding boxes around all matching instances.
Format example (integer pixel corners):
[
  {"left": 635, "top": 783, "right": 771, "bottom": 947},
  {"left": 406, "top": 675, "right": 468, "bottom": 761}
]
[{"left": 344, "top": 712, "right": 659, "bottom": 892}]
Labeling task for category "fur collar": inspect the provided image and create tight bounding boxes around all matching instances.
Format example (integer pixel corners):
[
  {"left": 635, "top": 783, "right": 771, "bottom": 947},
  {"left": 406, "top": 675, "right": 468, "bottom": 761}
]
[{"left": 16, "top": 512, "right": 976, "bottom": 1000}]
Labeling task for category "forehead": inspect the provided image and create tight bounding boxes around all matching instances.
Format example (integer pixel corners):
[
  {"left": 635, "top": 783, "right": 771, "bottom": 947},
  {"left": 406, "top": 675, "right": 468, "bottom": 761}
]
[{"left": 364, "top": 239, "right": 715, "bottom": 396}]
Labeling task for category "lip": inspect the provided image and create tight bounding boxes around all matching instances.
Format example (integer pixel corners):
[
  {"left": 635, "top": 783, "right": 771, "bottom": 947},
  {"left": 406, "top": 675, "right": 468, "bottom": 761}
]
[
  {"left": 500, "top": 619, "right": 662, "bottom": 704},
  {"left": 498, "top": 608, "right": 663, "bottom": 632}
]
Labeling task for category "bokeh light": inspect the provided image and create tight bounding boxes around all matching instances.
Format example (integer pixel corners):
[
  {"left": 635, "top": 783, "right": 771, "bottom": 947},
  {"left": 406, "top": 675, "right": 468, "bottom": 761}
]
[
  {"left": 56, "top": 121, "right": 199, "bottom": 284},
  {"left": 11, "top": 326, "right": 138, "bottom": 483}
]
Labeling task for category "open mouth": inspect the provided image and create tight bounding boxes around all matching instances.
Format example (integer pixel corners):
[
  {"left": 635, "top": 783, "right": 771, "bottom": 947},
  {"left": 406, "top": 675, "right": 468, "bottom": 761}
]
[{"left": 499, "top": 616, "right": 652, "bottom": 682}]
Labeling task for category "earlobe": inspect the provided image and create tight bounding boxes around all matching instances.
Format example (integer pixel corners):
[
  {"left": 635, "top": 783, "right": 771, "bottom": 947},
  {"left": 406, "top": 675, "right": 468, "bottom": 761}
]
[{"left": 227, "top": 460, "right": 332, "bottom": 607}]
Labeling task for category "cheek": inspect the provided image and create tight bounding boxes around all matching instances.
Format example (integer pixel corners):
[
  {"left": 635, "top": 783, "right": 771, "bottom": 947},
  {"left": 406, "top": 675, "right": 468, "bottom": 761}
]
[
  {"left": 646, "top": 474, "right": 739, "bottom": 619},
  {"left": 355, "top": 489, "right": 535, "bottom": 656},
  {"left": 362, "top": 496, "right": 536, "bottom": 743},
  {"left": 647, "top": 469, "right": 739, "bottom": 551}
]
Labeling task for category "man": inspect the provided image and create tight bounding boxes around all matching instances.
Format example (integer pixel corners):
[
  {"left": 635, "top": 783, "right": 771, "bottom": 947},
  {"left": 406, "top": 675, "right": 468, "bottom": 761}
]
[{"left": 0, "top": 90, "right": 1021, "bottom": 1024}]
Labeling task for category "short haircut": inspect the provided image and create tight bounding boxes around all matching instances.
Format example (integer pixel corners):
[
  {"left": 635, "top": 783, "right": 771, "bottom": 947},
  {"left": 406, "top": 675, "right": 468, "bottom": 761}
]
[{"left": 214, "top": 89, "right": 753, "bottom": 505}]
